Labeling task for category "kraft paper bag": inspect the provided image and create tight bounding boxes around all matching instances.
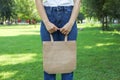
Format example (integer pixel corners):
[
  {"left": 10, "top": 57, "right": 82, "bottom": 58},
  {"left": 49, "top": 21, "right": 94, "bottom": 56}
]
[{"left": 43, "top": 34, "right": 76, "bottom": 74}]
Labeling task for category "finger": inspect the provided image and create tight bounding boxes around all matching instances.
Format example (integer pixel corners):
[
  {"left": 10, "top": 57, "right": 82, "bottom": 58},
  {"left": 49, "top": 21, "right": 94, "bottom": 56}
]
[
  {"left": 64, "top": 30, "right": 69, "bottom": 33},
  {"left": 66, "top": 31, "right": 69, "bottom": 35},
  {"left": 65, "top": 30, "right": 70, "bottom": 35},
  {"left": 52, "top": 26, "right": 59, "bottom": 32},
  {"left": 64, "top": 31, "right": 67, "bottom": 34},
  {"left": 50, "top": 30, "right": 54, "bottom": 33},
  {"left": 49, "top": 27, "right": 57, "bottom": 33},
  {"left": 63, "top": 30, "right": 68, "bottom": 35},
  {"left": 49, "top": 28, "right": 54, "bottom": 33},
  {"left": 60, "top": 28, "right": 64, "bottom": 31},
  {"left": 57, "top": 28, "right": 60, "bottom": 30},
  {"left": 61, "top": 28, "right": 66, "bottom": 33},
  {"left": 54, "top": 27, "right": 58, "bottom": 31},
  {"left": 63, "top": 32, "right": 67, "bottom": 35},
  {"left": 48, "top": 30, "right": 53, "bottom": 33}
]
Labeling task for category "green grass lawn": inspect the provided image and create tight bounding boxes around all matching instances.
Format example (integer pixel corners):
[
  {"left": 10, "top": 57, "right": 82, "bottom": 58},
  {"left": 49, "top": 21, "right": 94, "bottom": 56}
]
[{"left": 0, "top": 24, "right": 120, "bottom": 80}]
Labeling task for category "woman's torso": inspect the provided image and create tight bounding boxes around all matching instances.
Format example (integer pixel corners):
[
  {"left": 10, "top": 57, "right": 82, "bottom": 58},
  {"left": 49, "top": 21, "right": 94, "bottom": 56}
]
[{"left": 43, "top": 0, "right": 74, "bottom": 7}]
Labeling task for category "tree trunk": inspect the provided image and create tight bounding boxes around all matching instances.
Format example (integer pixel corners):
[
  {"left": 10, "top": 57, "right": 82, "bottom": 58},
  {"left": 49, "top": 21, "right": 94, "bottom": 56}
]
[
  {"left": 105, "top": 15, "right": 109, "bottom": 30},
  {"left": 102, "top": 15, "right": 109, "bottom": 31},
  {"left": 2, "top": 17, "right": 5, "bottom": 25},
  {"left": 102, "top": 17, "right": 105, "bottom": 30}
]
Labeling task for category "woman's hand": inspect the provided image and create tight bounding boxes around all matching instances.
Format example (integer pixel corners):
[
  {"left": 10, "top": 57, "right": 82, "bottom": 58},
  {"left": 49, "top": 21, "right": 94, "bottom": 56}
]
[
  {"left": 60, "top": 0, "right": 81, "bottom": 35},
  {"left": 60, "top": 22, "right": 73, "bottom": 35},
  {"left": 45, "top": 21, "right": 59, "bottom": 33},
  {"left": 35, "top": 0, "right": 59, "bottom": 33},
  {"left": 59, "top": 0, "right": 81, "bottom": 35}
]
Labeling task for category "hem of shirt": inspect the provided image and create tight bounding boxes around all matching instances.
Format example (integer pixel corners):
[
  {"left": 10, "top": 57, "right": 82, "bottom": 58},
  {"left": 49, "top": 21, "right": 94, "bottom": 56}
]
[
  {"left": 43, "top": 3, "right": 74, "bottom": 7},
  {"left": 43, "top": 5, "right": 74, "bottom": 7}
]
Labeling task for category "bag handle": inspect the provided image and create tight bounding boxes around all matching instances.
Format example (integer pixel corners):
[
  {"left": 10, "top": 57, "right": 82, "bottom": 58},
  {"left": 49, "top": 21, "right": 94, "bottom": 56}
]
[{"left": 50, "top": 34, "right": 68, "bottom": 42}]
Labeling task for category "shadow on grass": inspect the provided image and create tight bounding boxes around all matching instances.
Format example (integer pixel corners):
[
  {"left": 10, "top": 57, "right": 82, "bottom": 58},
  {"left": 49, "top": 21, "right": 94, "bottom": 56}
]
[
  {"left": 0, "top": 27, "right": 120, "bottom": 80},
  {"left": 0, "top": 35, "right": 41, "bottom": 54},
  {"left": 0, "top": 35, "right": 44, "bottom": 80},
  {"left": 0, "top": 61, "right": 43, "bottom": 80},
  {"left": 76, "top": 27, "right": 120, "bottom": 80}
]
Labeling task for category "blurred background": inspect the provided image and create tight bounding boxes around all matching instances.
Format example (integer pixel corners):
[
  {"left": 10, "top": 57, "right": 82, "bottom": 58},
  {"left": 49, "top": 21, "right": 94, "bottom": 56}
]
[
  {"left": 0, "top": 0, "right": 120, "bottom": 80},
  {"left": 0, "top": 0, "right": 120, "bottom": 30}
]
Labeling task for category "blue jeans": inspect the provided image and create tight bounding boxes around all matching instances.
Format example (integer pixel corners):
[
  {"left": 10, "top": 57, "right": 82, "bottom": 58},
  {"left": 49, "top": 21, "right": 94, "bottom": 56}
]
[{"left": 40, "top": 6, "right": 78, "bottom": 80}]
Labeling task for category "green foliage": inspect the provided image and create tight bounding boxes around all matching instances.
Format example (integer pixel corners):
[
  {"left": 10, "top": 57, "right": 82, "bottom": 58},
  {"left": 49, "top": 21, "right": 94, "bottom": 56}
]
[
  {"left": 77, "top": 13, "right": 85, "bottom": 23},
  {"left": 14, "top": 0, "right": 40, "bottom": 21},
  {"left": 103, "top": 0, "right": 120, "bottom": 19},
  {"left": 0, "top": 0, "right": 40, "bottom": 23},
  {"left": 81, "top": 0, "right": 120, "bottom": 30},
  {"left": 0, "top": 0, "right": 15, "bottom": 21},
  {"left": 82, "top": 0, "right": 120, "bottom": 19}
]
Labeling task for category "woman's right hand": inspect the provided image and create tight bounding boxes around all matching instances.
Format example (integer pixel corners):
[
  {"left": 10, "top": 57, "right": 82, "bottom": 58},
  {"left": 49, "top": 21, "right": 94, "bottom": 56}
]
[
  {"left": 44, "top": 21, "right": 59, "bottom": 33},
  {"left": 35, "top": 0, "right": 59, "bottom": 33}
]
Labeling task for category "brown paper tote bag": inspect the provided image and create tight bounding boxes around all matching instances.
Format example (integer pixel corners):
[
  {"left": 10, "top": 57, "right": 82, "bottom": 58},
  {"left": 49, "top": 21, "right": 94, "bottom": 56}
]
[{"left": 43, "top": 34, "right": 76, "bottom": 74}]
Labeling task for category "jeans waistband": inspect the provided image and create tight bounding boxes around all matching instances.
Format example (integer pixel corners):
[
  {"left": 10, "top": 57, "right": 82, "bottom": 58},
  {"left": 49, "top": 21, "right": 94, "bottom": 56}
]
[{"left": 44, "top": 6, "right": 73, "bottom": 12}]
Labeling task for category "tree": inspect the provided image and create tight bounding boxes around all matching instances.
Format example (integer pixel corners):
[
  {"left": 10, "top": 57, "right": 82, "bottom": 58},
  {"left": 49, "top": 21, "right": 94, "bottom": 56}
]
[
  {"left": 77, "top": 13, "right": 85, "bottom": 23},
  {"left": 14, "top": 0, "right": 40, "bottom": 24},
  {"left": 82, "top": 0, "right": 120, "bottom": 30},
  {"left": 103, "top": 0, "right": 120, "bottom": 22},
  {"left": 0, "top": 0, "right": 15, "bottom": 24}
]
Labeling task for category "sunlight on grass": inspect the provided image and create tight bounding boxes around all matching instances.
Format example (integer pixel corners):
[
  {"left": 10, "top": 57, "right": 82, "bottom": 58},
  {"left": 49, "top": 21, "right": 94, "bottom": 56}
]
[
  {"left": 100, "top": 30, "right": 120, "bottom": 35},
  {"left": 96, "top": 43, "right": 115, "bottom": 47},
  {"left": 0, "top": 53, "right": 39, "bottom": 66},
  {"left": 0, "top": 26, "right": 40, "bottom": 37},
  {"left": 84, "top": 46, "right": 93, "bottom": 49},
  {"left": 109, "top": 30, "right": 120, "bottom": 35},
  {"left": 77, "top": 23, "right": 101, "bottom": 28},
  {"left": 0, "top": 71, "right": 18, "bottom": 80}
]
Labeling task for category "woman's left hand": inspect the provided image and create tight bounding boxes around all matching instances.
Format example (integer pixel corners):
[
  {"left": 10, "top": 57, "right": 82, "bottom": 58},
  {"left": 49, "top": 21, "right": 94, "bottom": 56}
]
[{"left": 60, "top": 22, "right": 73, "bottom": 35}]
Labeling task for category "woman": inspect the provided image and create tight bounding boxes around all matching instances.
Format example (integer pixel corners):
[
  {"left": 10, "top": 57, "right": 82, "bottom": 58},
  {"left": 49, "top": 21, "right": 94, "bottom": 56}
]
[{"left": 35, "top": 0, "right": 81, "bottom": 80}]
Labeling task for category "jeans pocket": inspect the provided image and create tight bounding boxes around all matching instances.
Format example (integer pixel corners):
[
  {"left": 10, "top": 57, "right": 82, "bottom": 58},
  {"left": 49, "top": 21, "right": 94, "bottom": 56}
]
[
  {"left": 44, "top": 7, "right": 54, "bottom": 22},
  {"left": 63, "top": 8, "right": 72, "bottom": 21},
  {"left": 64, "top": 7, "right": 73, "bottom": 14},
  {"left": 45, "top": 7, "right": 52, "bottom": 17}
]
